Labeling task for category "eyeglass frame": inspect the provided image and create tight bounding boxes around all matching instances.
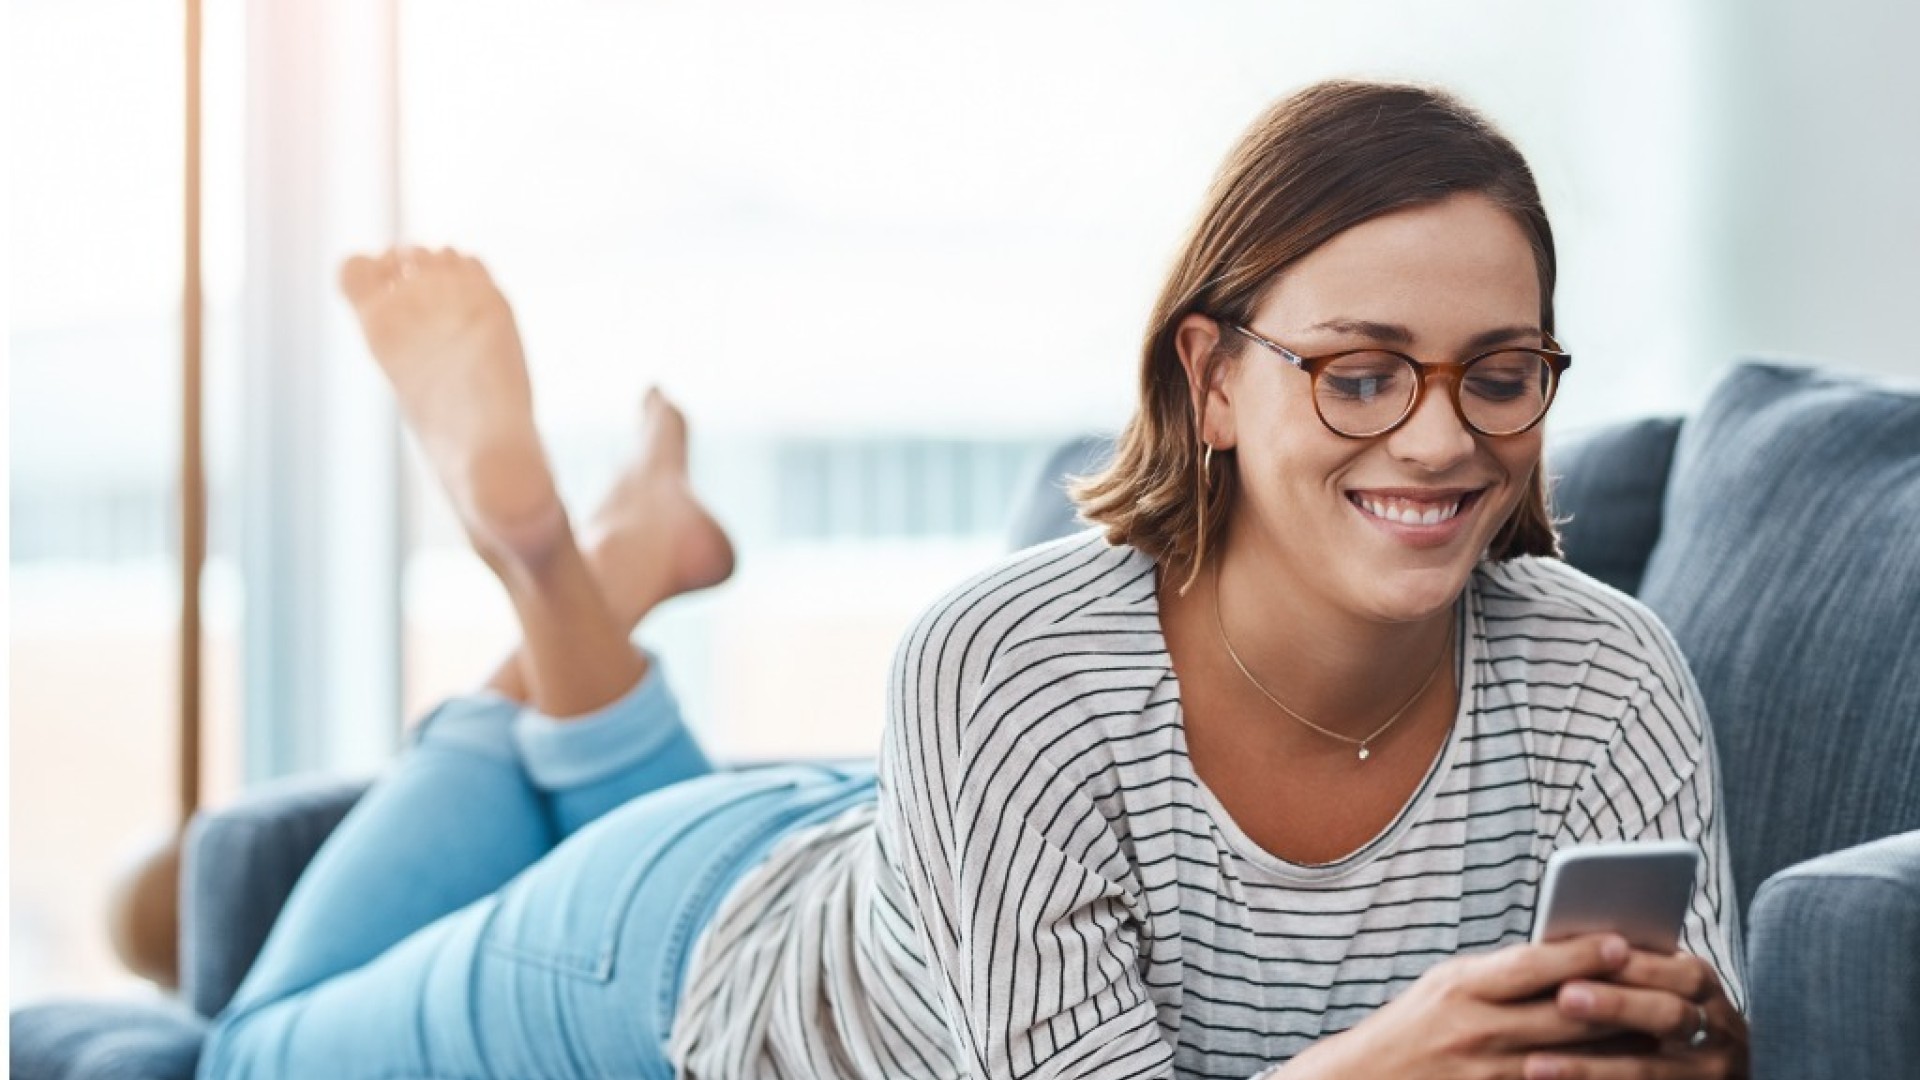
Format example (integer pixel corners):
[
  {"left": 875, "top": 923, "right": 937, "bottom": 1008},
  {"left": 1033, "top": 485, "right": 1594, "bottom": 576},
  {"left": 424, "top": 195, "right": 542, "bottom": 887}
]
[{"left": 1224, "top": 322, "right": 1574, "bottom": 439}]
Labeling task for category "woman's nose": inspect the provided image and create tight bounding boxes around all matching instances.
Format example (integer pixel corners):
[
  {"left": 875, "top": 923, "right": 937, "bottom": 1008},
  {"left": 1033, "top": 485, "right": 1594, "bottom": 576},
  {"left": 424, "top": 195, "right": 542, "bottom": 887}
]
[{"left": 1384, "top": 376, "right": 1477, "bottom": 469}]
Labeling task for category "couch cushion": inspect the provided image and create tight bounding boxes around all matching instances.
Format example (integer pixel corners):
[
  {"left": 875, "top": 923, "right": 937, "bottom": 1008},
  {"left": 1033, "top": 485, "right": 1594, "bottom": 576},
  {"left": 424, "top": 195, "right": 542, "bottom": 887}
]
[
  {"left": 1548, "top": 416, "right": 1684, "bottom": 595},
  {"left": 1639, "top": 362, "right": 1920, "bottom": 916},
  {"left": 9, "top": 1000, "right": 204, "bottom": 1080}
]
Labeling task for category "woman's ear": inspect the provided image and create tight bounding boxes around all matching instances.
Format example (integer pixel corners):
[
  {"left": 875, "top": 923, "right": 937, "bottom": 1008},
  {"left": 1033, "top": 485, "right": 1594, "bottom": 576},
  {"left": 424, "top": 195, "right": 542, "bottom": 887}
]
[{"left": 1174, "top": 313, "right": 1238, "bottom": 450}]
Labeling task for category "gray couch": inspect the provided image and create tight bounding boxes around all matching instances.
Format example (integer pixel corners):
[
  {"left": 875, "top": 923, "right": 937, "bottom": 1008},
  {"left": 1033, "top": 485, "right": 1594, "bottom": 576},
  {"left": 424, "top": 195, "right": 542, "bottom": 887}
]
[{"left": 14, "top": 361, "right": 1919, "bottom": 1079}]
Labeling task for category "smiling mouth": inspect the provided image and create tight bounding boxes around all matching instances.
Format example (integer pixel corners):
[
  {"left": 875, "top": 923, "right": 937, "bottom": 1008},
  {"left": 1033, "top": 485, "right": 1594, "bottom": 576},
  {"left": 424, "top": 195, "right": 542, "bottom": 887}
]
[{"left": 1346, "top": 489, "right": 1486, "bottom": 526}]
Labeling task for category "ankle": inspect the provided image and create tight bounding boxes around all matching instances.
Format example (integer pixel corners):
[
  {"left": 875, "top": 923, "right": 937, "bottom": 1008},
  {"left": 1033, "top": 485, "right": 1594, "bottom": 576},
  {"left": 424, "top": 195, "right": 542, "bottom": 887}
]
[{"left": 474, "top": 502, "right": 575, "bottom": 584}]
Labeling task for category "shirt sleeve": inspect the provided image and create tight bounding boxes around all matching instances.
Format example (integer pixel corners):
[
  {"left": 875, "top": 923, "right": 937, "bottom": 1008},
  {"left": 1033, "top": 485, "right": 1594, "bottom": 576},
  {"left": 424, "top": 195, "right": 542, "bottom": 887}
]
[
  {"left": 876, "top": 599, "right": 1185, "bottom": 1080},
  {"left": 1551, "top": 615, "right": 1749, "bottom": 1012}
]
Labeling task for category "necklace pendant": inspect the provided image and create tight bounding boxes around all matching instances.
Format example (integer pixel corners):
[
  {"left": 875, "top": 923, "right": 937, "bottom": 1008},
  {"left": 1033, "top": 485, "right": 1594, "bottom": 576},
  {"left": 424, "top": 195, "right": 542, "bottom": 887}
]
[{"left": 1357, "top": 746, "right": 1371, "bottom": 761}]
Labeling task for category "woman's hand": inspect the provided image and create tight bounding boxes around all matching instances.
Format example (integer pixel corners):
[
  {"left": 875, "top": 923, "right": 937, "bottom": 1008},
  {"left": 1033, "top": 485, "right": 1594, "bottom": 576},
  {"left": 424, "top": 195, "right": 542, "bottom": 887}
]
[
  {"left": 1281, "top": 934, "right": 1638, "bottom": 1079},
  {"left": 1521, "top": 948, "right": 1748, "bottom": 1079}
]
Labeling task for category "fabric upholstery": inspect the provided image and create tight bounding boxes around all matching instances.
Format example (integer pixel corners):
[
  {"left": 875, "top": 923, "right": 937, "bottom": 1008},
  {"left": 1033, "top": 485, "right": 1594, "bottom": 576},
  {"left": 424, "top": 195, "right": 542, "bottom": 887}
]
[
  {"left": 1638, "top": 362, "right": 1920, "bottom": 917},
  {"left": 1546, "top": 416, "right": 1684, "bottom": 596},
  {"left": 8, "top": 1000, "right": 203, "bottom": 1080},
  {"left": 1747, "top": 830, "right": 1920, "bottom": 1080},
  {"left": 181, "top": 774, "right": 367, "bottom": 1017},
  {"left": 1004, "top": 435, "right": 1113, "bottom": 550}
]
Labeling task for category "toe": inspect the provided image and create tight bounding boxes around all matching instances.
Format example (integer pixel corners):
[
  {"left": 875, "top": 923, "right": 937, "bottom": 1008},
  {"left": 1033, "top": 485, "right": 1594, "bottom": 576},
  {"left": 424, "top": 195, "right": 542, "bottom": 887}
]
[
  {"left": 375, "top": 248, "right": 407, "bottom": 282},
  {"left": 396, "top": 245, "right": 432, "bottom": 279},
  {"left": 641, "top": 387, "right": 683, "bottom": 431},
  {"left": 339, "top": 254, "right": 390, "bottom": 301}
]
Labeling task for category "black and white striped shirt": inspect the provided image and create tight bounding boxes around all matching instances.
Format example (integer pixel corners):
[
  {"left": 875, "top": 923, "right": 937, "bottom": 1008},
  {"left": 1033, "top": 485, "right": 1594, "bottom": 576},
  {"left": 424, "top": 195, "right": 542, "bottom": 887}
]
[{"left": 671, "top": 531, "right": 1745, "bottom": 1079}]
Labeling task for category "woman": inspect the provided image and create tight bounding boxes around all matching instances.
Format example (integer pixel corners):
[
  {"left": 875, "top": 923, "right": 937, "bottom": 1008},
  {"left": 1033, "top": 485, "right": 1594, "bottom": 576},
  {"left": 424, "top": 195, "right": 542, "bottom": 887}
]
[{"left": 201, "top": 81, "right": 1748, "bottom": 1080}]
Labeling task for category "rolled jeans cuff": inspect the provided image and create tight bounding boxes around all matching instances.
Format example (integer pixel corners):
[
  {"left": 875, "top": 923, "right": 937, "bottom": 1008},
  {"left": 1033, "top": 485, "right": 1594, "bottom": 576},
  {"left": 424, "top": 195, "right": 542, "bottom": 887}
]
[{"left": 511, "top": 655, "right": 688, "bottom": 792}]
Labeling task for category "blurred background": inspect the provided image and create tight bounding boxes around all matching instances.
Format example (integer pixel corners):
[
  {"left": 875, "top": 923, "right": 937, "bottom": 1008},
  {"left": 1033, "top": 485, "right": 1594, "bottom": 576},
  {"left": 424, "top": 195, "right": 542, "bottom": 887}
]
[{"left": 9, "top": 0, "right": 1918, "bottom": 1005}]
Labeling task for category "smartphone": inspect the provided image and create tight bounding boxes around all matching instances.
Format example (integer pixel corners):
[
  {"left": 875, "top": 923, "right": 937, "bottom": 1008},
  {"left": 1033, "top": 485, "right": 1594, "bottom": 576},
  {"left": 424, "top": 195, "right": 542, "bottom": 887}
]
[{"left": 1528, "top": 840, "right": 1699, "bottom": 953}]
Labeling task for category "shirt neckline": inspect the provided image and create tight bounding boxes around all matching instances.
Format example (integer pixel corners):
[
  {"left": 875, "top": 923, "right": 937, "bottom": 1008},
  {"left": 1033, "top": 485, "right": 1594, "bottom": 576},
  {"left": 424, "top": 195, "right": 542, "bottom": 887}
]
[{"left": 1121, "top": 545, "right": 1482, "bottom": 885}]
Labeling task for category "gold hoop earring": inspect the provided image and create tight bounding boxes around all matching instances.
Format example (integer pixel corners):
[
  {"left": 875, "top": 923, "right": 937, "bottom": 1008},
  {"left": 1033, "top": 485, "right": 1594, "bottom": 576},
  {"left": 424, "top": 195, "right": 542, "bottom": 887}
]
[{"left": 1203, "top": 442, "right": 1215, "bottom": 483}]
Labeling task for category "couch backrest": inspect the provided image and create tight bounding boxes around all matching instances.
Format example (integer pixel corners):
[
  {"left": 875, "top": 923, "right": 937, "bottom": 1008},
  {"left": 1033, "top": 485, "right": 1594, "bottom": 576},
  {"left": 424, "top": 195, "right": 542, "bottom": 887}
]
[
  {"left": 1005, "top": 435, "right": 1115, "bottom": 552},
  {"left": 1548, "top": 416, "right": 1684, "bottom": 596},
  {"left": 1633, "top": 362, "right": 1920, "bottom": 916}
]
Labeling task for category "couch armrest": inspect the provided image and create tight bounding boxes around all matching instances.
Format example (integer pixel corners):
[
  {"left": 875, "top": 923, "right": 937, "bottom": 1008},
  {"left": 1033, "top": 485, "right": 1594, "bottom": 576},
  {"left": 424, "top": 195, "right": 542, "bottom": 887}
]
[
  {"left": 9, "top": 999, "right": 206, "bottom": 1080},
  {"left": 180, "top": 774, "right": 370, "bottom": 1018},
  {"left": 1747, "top": 829, "right": 1920, "bottom": 1080}
]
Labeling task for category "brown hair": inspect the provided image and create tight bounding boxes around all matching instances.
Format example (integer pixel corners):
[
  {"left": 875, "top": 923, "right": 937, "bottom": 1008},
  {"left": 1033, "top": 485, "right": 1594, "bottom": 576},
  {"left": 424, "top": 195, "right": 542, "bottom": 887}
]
[{"left": 1072, "top": 80, "right": 1564, "bottom": 592}]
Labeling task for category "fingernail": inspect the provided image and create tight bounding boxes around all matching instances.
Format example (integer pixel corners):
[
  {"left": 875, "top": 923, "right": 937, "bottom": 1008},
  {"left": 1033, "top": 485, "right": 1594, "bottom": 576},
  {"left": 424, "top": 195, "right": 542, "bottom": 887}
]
[
  {"left": 1529, "top": 1059, "right": 1565, "bottom": 1080},
  {"left": 1601, "top": 936, "right": 1629, "bottom": 963},
  {"left": 1563, "top": 985, "right": 1594, "bottom": 1015}
]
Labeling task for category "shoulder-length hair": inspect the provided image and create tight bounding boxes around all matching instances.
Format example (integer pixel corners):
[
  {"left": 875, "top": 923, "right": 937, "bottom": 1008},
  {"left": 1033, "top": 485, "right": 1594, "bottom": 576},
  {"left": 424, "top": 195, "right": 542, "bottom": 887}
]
[{"left": 1072, "top": 80, "right": 1563, "bottom": 593}]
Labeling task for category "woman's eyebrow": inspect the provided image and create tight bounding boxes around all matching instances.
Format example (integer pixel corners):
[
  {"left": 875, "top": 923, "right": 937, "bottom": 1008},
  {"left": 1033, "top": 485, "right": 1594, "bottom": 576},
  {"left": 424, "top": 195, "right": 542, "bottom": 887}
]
[
  {"left": 1463, "top": 325, "right": 1545, "bottom": 351},
  {"left": 1306, "top": 318, "right": 1414, "bottom": 345},
  {"left": 1305, "top": 319, "right": 1541, "bottom": 351}
]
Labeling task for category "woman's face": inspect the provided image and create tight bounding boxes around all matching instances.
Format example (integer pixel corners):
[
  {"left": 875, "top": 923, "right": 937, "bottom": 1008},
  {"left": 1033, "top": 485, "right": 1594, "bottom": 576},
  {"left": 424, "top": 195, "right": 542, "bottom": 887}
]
[{"left": 1182, "top": 192, "right": 1547, "bottom": 626}]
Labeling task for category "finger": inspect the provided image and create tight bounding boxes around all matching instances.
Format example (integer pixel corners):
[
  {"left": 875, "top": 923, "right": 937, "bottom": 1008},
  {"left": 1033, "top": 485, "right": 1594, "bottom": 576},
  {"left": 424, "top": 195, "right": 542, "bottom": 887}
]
[
  {"left": 1556, "top": 1032, "right": 1661, "bottom": 1057},
  {"left": 1466, "top": 935, "right": 1632, "bottom": 1002},
  {"left": 1607, "top": 949, "right": 1718, "bottom": 1002},
  {"left": 1557, "top": 980, "right": 1702, "bottom": 1044},
  {"left": 1523, "top": 1048, "right": 1710, "bottom": 1080},
  {"left": 1480, "top": 999, "right": 1626, "bottom": 1051}
]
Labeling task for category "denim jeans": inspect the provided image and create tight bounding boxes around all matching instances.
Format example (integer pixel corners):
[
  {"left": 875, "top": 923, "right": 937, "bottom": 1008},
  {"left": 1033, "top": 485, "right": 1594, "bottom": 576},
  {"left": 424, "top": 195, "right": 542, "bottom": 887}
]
[{"left": 197, "top": 662, "right": 878, "bottom": 1079}]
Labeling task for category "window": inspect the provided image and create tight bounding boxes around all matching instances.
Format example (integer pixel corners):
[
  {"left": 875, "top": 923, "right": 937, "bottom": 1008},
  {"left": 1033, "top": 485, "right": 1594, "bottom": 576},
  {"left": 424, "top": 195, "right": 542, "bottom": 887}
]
[
  {"left": 10, "top": 0, "right": 247, "bottom": 1001},
  {"left": 390, "top": 2, "right": 1710, "bottom": 756}
]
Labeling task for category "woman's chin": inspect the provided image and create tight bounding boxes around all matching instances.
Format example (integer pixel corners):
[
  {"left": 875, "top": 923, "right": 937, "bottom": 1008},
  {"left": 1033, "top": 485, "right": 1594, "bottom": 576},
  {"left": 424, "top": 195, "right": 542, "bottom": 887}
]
[{"left": 1353, "top": 563, "right": 1474, "bottom": 624}]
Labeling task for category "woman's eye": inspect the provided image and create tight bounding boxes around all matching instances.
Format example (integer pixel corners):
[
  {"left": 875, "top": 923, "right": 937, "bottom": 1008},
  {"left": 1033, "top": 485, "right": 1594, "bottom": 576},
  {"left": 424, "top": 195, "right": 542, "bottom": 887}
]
[
  {"left": 1465, "top": 376, "right": 1529, "bottom": 401},
  {"left": 1320, "top": 359, "right": 1408, "bottom": 401},
  {"left": 1465, "top": 354, "right": 1547, "bottom": 402},
  {"left": 1325, "top": 379, "right": 1373, "bottom": 400}
]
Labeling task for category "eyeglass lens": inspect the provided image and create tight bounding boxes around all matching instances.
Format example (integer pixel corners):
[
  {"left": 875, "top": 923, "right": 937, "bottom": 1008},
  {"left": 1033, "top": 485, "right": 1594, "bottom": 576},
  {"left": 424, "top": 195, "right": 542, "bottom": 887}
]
[{"left": 1316, "top": 351, "right": 1554, "bottom": 436}]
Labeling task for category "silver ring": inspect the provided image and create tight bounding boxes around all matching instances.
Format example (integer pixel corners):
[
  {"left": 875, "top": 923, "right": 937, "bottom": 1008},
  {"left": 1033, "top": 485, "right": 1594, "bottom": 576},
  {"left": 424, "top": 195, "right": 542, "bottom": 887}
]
[{"left": 1686, "top": 1002, "right": 1711, "bottom": 1049}]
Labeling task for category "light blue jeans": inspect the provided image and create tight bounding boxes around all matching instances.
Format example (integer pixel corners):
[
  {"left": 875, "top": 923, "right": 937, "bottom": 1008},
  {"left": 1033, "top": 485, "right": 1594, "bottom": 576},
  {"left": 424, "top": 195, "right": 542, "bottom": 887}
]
[{"left": 198, "top": 663, "right": 878, "bottom": 1079}]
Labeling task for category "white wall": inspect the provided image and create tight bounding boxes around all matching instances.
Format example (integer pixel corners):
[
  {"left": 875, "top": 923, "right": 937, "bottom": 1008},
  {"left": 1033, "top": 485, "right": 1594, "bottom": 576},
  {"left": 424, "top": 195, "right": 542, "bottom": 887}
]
[{"left": 1697, "top": 0, "right": 1920, "bottom": 384}]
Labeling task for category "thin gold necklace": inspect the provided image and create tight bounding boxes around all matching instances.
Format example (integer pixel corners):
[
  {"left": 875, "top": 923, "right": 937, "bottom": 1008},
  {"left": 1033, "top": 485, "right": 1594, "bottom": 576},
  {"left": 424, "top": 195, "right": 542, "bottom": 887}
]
[{"left": 1211, "top": 561, "right": 1453, "bottom": 762}]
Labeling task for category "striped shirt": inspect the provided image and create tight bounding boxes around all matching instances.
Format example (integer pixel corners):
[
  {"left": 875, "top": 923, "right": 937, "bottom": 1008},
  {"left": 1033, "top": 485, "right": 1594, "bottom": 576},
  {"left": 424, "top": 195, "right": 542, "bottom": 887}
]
[{"left": 670, "top": 531, "right": 1746, "bottom": 1079}]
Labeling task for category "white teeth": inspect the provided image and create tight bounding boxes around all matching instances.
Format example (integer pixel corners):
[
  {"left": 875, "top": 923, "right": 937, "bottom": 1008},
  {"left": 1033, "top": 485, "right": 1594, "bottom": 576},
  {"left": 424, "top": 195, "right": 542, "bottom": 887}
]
[{"left": 1355, "top": 494, "right": 1465, "bottom": 526}]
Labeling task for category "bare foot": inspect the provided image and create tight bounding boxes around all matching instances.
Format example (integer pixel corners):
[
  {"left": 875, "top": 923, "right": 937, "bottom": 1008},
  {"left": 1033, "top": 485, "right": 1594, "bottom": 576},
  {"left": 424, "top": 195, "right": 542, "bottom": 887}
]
[
  {"left": 579, "top": 388, "right": 736, "bottom": 626},
  {"left": 339, "top": 247, "right": 565, "bottom": 567}
]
